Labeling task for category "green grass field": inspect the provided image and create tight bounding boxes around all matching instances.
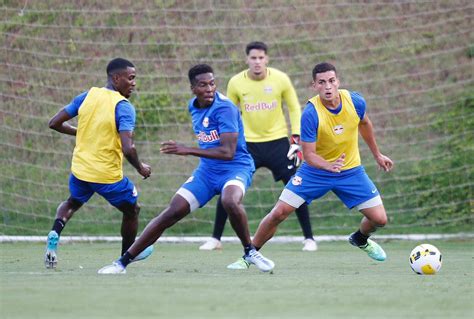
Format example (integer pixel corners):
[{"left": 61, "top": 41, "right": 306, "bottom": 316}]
[{"left": 1, "top": 240, "right": 473, "bottom": 319}]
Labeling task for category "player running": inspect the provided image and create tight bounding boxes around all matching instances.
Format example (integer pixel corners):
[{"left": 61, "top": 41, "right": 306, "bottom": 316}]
[{"left": 45, "top": 58, "right": 153, "bottom": 269}]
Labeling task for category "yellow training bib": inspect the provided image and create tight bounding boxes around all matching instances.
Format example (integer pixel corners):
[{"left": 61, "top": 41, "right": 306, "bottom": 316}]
[
  {"left": 71, "top": 87, "right": 127, "bottom": 183},
  {"left": 308, "top": 90, "right": 361, "bottom": 170}
]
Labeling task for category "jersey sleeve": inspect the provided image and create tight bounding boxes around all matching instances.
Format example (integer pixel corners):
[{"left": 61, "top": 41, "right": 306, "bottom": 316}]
[
  {"left": 64, "top": 91, "right": 88, "bottom": 117},
  {"left": 281, "top": 74, "right": 301, "bottom": 135},
  {"left": 226, "top": 77, "right": 239, "bottom": 107},
  {"left": 350, "top": 91, "right": 366, "bottom": 120},
  {"left": 215, "top": 103, "right": 239, "bottom": 133},
  {"left": 115, "top": 100, "right": 136, "bottom": 132},
  {"left": 300, "top": 102, "right": 319, "bottom": 143}
]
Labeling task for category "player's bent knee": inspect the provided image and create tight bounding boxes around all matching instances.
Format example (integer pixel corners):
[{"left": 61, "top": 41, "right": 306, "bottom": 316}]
[
  {"left": 220, "top": 197, "right": 240, "bottom": 214},
  {"left": 125, "top": 204, "right": 140, "bottom": 219},
  {"left": 358, "top": 196, "right": 387, "bottom": 227},
  {"left": 367, "top": 210, "right": 387, "bottom": 227},
  {"left": 271, "top": 208, "right": 291, "bottom": 223},
  {"left": 118, "top": 201, "right": 140, "bottom": 218},
  {"left": 374, "top": 214, "right": 387, "bottom": 227}
]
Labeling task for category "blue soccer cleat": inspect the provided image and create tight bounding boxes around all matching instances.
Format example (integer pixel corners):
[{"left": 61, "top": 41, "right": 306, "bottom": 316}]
[
  {"left": 130, "top": 245, "right": 154, "bottom": 264},
  {"left": 44, "top": 230, "right": 59, "bottom": 269}
]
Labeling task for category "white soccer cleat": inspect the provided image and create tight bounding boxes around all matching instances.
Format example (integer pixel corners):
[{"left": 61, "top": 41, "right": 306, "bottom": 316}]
[
  {"left": 244, "top": 249, "right": 275, "bottom": 272},
  {"left": 97, "top": 261, "right": 126, "bottom": 274},
  {"left": 302, "top": 238, "right": 318, "bottom": 252},
  {"left": 199, "top": 238, "right": 223, "bottom": 251},
  {"left": 44, "top": 249, "right": 57, "bottom": 269}
]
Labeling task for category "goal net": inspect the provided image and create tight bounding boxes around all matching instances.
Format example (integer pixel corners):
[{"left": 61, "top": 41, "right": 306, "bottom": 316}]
[{"left": 1, "top": 1, "right": 473, "bottom": 237}]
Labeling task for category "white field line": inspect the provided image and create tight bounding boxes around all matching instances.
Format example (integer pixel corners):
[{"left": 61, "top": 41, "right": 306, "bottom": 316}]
[{"left": 1, "top": 233, "right": 473, "bottom": 243}]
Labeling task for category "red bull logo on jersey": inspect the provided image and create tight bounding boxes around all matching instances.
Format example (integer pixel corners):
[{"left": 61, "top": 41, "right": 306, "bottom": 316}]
[
  {"left": 196, "top": 130, "right": 220, "bottom": 143},
  {"left": 244, "top": 100, "right": 277, "bottom": 112},
  {"left": 333, "top": 124, "right": 344, "bottom": 135},
  {"left": 292, "top": 175, "right": 303, "bottom": 186}
]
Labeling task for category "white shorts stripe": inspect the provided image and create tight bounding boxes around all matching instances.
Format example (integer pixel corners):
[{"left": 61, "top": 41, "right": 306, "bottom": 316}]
[
  {"left": 356, "top": 195, "right": 383, "bottom": 210},
  {"left": 223, "top": 180, "right": 246, "bottom": 195},
  {"left": 176, "top": 188, "right": 200, "bottom": 212},
  {"left": 279, "top": 189, "right": 306, "bottom": 208}
]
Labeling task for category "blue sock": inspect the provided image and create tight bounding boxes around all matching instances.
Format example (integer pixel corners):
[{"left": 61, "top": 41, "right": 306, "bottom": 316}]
[
  {"left": 244, "top": 244, "right": 254, "bottom": 256},
  {"left": 118, "top": 252, "right": 135, "bottom": 267}
]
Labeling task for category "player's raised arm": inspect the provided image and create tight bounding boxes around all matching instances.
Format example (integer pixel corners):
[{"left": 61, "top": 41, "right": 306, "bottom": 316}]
[
  {"left": 358, "top": 114, "right": 393, "bottom": 172},
  {"left": 48, "top": 109, "right": 76, "bottom": 136}
]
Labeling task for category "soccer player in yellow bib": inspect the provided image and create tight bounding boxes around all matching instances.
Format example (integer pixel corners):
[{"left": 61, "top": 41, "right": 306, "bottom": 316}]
[
  {"left": 199, "top": 41, "right": 317, "bottom": 252},
  {"left": 228, "top": 62, "right": 393, "bottom": 269},
  {"left": 44, "top": 58, "right": 152, "bottom": 269}
]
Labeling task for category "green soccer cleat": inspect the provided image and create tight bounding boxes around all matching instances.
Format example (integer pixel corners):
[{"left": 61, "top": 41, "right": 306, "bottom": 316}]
[
  {"left": 358, "top": 239, "right": 387, "bottom": 261},
  {"left": 227, "top": 257, "right": 250, "bottom": 270}
]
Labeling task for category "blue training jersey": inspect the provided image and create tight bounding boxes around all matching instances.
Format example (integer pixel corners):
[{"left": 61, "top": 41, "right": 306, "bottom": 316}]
[
  {"left": 188, "top": 91, "right": 255, "bottom": 172},
  {"left": 64, "top": 88, "right": 136, "bottom": 132}
]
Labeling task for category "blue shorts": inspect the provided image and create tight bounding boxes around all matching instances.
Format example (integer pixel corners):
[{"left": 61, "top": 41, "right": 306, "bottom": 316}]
[
  {"left": 282, "top": 164, "right": 379, "bottom": 209},
  {"left": 177, "top": 166, "right": 253, "bottom": 211},
  {"left": 69, "top": 174, "right": 138, "bottom": 207}
]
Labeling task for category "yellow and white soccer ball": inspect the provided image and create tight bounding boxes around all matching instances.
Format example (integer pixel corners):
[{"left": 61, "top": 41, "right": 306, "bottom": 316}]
[{"left": 409, "top": 244, "right": 442, "bottom": 275}]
